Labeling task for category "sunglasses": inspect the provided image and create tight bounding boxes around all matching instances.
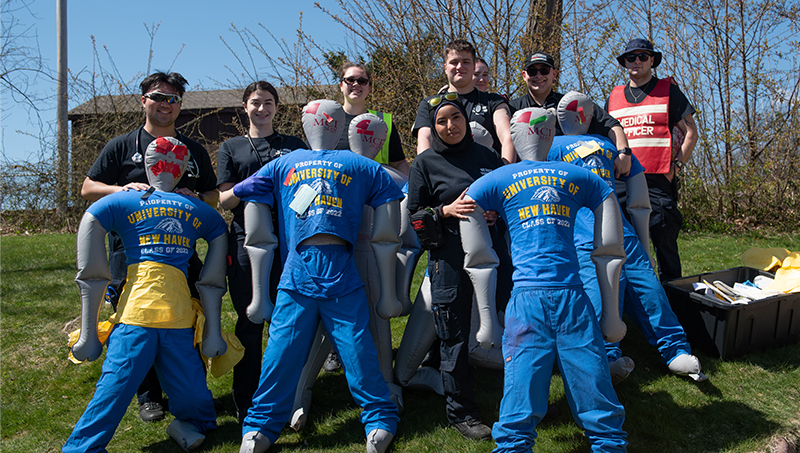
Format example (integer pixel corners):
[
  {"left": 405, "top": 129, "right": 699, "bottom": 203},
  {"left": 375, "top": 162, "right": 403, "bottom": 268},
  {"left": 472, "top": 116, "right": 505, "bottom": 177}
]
[
  {"left": 526, "top": 66, "right": 551, "bottom": 77},
  {"left": 624, "top": 53, "right": 651, "bottom": 63},
  {"left": 144, "top": 92, "right": 182, "bottom": 104},
  {"left": 428, "top": 92, "right": 459, "bottom": 107},
  {"left": 342, "top": 77, "right": 370, "bottom": 86}
]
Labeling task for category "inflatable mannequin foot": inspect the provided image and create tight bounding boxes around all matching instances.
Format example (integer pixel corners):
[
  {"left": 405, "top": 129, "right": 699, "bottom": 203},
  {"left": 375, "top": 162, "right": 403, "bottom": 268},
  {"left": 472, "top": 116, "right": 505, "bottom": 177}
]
[
  {"left": 366, "top": 428, "right": 394, "bottom": 453},
  {"left": 289, "top": 407, "right": 308, "bottom": 432},
  {"left": 667, "top": 354, "right": 708, "bottom": 381},
  {"left": 166, "top": 419, "right": 205, "bottom": 451},
  {"left": 239, "top": 431, "right": 272, "bottom": 453},
  {"left": 609, "top": 356, "right": 635, "bottom": 385}
]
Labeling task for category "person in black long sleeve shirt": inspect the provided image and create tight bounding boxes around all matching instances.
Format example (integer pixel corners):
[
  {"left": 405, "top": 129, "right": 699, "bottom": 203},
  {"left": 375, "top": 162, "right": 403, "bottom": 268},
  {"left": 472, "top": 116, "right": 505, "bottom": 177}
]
[{"left": 406, "top": 96, "right": 510, "bottom": 440}]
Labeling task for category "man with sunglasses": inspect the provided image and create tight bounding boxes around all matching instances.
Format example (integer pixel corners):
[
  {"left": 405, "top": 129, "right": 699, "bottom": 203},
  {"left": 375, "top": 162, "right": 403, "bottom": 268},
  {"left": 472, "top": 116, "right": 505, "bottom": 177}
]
[
  {"left": 509, "top": 52, "right": 633, "bottom": 176},
  {"left": 412, "top": 39, "right": 516, "bottom": 164},
  {"left": 80, "top": 71, "right": 219, "bottom": 422},
  {"left": 606, "top": 39, "right": 698, "bottom": 283}
]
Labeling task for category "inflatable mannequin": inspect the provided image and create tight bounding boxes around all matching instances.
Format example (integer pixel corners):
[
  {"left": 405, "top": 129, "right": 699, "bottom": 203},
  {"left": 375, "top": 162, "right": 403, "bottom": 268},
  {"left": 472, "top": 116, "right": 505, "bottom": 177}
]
[
  {"left": 64, "top": 136, "right": 229, "bottom": 452},
  {"left": 287, "top": 113, "right": 419, "bottom": 431},
  {"left": 463, "top": 107, "right": 629, "bottom": 452},
  {"left": 470, "top": 121, "right": 494, "bottom": 149},
  {"left": 234, "top": 100, "right": 402, "bottom": 453},
  {"left": 552, "top": 91, "right": 705, "bottom": 382}
]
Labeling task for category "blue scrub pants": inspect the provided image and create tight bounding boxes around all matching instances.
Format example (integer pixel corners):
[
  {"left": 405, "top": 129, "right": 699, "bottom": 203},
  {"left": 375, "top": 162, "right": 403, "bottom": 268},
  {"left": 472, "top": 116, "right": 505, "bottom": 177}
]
[
  {"left": 63, "top": 324, "right": 216, "bottom": 453},
  {"left": 492, "top": 287, "right": 627, "bottom": 453},
  {"left": 576, "top": 236, "right": 692, "bottom": 364},
  {"left": 242, "top": 246, "right": 399, "bottom": 444}
]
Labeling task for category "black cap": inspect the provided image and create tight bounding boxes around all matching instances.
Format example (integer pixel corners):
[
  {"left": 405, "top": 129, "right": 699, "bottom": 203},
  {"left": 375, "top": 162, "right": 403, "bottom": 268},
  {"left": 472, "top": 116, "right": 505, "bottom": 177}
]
[
  {"left": 617, "top": 38, "right": 662, "bottom": 68},
  {"left": 523, "top": 52, "right": 555, "bottom": 70}
]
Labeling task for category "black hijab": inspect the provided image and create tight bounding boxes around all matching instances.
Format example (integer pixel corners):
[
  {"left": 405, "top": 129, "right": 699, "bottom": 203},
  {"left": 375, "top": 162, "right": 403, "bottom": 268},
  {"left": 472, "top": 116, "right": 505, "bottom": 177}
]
[{"left": 429, "top": 96, "right": 474, "bottom": 154}]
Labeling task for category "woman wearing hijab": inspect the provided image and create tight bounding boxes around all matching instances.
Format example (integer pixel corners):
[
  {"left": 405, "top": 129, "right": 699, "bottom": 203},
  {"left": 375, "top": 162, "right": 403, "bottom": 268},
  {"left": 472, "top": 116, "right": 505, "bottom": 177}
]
[{"left": 406, "top": 95, "right": 506, "bottom": 440}]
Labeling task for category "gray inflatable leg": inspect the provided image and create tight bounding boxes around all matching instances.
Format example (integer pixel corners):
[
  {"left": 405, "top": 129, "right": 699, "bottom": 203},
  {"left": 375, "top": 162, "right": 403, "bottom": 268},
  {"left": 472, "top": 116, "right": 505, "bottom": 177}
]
[
  {"left": 393, "top": 276, "right": 443, "bottom": 395},
  {"left": 355, "top": 212, "right": 403, "bottom": 411},
  {"left": 289, "top": 322, "right": 331, "bottom": 431}
]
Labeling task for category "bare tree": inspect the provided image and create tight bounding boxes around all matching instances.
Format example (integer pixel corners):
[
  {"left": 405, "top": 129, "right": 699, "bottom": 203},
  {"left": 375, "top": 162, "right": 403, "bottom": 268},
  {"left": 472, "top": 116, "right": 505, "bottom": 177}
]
[{"left": 1, "top": 0, "right": 52, "bottom": 115}]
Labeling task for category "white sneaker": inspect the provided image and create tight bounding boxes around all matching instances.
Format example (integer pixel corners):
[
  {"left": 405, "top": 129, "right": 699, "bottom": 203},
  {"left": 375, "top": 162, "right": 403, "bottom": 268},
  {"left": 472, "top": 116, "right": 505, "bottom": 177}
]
[
  {"left": 166, "top": 419, "right": 205, "bottom": 451},
  {"left": 239, "top": 431, "right": 272, "bottom": 453},
  {"left": 366, "top": 428, "right": 394, "bottom": 453}
]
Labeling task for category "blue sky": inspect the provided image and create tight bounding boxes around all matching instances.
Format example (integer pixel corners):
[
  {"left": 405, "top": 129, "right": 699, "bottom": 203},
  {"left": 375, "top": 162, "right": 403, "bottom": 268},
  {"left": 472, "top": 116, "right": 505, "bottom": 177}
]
[{"left": 1, "top": 0, "right": 347, "bottom": 163}]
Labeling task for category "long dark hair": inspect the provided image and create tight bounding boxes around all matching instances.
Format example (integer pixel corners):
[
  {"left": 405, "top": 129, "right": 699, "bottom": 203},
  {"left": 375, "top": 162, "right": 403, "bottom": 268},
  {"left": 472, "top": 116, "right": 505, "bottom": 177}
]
[{"left": 243, "top": 81, "right": 279, "bottom": 105}]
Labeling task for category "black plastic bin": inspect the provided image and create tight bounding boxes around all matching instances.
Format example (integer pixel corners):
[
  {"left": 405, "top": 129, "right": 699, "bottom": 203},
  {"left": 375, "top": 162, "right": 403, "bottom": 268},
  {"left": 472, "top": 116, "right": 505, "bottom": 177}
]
[{"left": 663, "top": 267, "right": 800, "bottom": 359}]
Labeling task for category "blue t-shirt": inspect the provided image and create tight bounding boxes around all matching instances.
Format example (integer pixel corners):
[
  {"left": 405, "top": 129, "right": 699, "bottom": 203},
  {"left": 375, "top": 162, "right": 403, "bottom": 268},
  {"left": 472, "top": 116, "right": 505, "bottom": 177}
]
[
  {"left": 548, "top": 134, "right": 644, "bottom": 244},
  {"left": 87, "top": 190, "right": 228, "bottom": 277},
  {"left": 467, "top": 160, "right": 613, "bottom": 287},
  {"left": 246, "top": 149, "right": 404, "bottom": 297}
]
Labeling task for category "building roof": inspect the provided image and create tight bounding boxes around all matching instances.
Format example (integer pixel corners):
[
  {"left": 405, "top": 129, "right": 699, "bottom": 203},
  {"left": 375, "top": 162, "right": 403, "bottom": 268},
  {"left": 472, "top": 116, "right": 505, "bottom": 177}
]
[{"left": 68, "top": 86, "right": 338, "bottom": 119}]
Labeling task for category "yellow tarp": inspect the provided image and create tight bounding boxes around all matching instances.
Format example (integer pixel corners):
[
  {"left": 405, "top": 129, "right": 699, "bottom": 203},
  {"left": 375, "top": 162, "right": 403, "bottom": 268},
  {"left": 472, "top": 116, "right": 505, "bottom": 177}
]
[
  {"left": 742, "top": 248, "right": 800, "bottom": 294},
  {"left": 741, "top": 247, "right": 790, "bottom": 273}
]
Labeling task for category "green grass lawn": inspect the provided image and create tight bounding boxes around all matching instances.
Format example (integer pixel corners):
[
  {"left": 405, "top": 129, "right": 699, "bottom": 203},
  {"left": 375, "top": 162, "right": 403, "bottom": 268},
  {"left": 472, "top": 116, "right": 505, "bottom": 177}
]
[{"left": 1, "top": 231, "right": 799, "bottom": 452}]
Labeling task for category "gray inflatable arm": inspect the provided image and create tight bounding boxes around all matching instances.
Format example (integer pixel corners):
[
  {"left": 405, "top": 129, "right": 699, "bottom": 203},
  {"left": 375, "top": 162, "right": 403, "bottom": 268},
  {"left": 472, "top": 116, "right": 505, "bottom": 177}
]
[
  {"left": 624, "top": 172, "right": 655, "bottom": 266},
  {"left": 72, "top": 213, "right": 112, "bottom": 362},
  {"left": 196, "top": 232, "right": 228, "bottom": 358},
  {"left": 397, "top": 195, "right": 421, "bottom": 315},
  {"left": 380, "top": 164, "right": 420, "bottom": 315},
  {"left": 591, "top": 196, "right": 628, "bottom": 343},
  {"left": 244, "top": 202, "right": 278, "bottom": 324},
  {"left": 371, "top": 199, "right": 403, "bottom": 320},
  {"left": 460, "top": 202, "right": 502, "bottom": 349}
]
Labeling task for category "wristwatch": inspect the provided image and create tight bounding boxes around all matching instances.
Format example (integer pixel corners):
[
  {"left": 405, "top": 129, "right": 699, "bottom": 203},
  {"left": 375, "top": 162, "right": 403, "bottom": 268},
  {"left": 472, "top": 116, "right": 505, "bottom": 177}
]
[
  {"left": 619, "top": 147, "right": 632, "bottom": 155},
  {"left": 673, "top": 159, "right": 684, "bottom": 170}
]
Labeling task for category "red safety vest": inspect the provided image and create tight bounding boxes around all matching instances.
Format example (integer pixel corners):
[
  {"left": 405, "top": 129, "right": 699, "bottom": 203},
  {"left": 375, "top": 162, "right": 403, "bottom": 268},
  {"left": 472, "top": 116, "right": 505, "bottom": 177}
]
[{"left": 608, "top": 78, "right": 673, "bottom": 174}]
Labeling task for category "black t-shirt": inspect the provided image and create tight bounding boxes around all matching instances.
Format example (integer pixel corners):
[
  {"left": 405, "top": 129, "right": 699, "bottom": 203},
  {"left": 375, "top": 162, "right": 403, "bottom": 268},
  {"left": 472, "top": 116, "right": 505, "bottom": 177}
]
[
  {"left": 407, "top": 143, "right": 504, "bottom": 228},
  {"left": 412, "top": 89, "right": 509, "bottom": 154},
  {"left": 509, "top": 90, "right": 621, "bottom": 137},
  {"left": 216, "top": 132, "right": 307, "bottom": 219},
  {"left": 86, "top": 128, "right": 217, "bottom": 194},
  {"left": 604, "top": 78, "right": 696, "bottom": 129},
  {"left": 336, "top": 112, "right": 405, "bottom": 162}
]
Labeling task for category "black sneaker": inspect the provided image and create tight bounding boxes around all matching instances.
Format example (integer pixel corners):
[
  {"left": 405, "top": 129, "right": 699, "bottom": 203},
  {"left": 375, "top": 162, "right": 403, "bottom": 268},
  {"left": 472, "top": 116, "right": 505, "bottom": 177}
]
[
  {"left": 139, "top": 401, "right": 165, "bottom": 422},
  {"left": 451, "top": 418, "right": 492, "bottom": 440},
  {"left": 323, "top": 351, "right": 341, "bottom": 373}
]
